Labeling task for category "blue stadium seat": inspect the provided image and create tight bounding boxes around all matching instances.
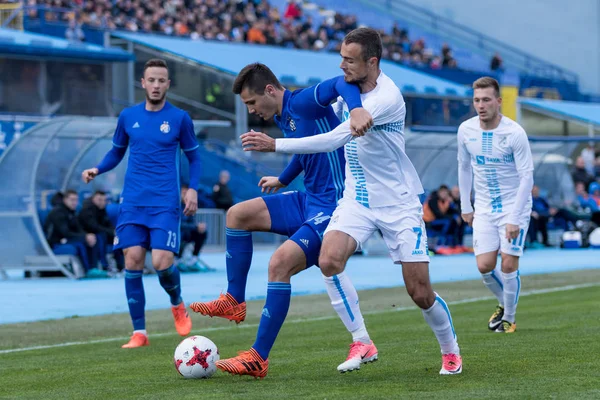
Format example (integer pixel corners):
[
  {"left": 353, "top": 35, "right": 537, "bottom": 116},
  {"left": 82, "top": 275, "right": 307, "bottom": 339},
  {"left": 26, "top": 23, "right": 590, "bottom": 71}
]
[
  {"left": 445, "top": 88, "right": 458, "bottom": 96},
  {"left": 402, "top": 84, "right": 417, "bottom": 93},
  {"left": 424, "top": 86, "right": 438, "bottom": 94}
]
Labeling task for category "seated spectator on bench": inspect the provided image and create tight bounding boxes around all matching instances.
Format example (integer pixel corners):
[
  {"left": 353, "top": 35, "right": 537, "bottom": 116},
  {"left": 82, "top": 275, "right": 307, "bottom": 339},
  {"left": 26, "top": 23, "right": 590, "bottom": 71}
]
[
  {"left": 43, "top": 189, "right": 107, "bottom": 278},
  {"left": 449, "top": 185, "right": 466, "bottom": 247},
  {"left": 423, "top": 185, "right": 464, "bottom": 253},
  {"left": 78, "top": 190, "right": 124, "bottom": 272},
  {"left": 176, "top": 185, "right": 210, "bottom": 272},
  {"left": 528, "top": 185, "right": 554, "bottom": 248}
]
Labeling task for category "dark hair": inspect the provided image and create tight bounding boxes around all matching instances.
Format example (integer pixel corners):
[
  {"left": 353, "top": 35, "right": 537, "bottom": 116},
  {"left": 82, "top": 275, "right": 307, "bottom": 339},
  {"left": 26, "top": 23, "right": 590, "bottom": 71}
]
[
  {"left": 343, "top": 28, "right": 382, "bottom": 64},
  {"left": 143, "top": 58, "right": 169, "bottom": 77},
  {"left": 232, "top": 63, "right": 283, "bottom": 95},
  {"left": 64, "top": 189, "right": 78, "bottom": 198},
  {"left": 92, "top": 190, "right": 106, "bottom": 197},
  {"left": 473, "top": 76, "right": 500, "bottom": 97},
  {"left": 50, "top": 192, "right": 64, "bottom": 207},
  {"left": 181, "top": 184, "right": 189, "bottom": 190}
]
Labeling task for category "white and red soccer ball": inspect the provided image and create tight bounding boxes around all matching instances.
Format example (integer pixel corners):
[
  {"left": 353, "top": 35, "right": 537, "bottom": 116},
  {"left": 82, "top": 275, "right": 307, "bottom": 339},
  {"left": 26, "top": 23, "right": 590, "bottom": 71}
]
[{"left": 174, "top": 335, "right": 220, "bottom": 379}]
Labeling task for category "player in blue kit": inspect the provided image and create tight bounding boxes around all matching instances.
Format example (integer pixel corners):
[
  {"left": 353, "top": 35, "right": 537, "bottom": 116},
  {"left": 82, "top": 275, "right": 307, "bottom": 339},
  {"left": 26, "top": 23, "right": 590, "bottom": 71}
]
[
  {"left": 190, "top": 63, "right": 377, "bottom": 378},
  {"left": 82, "top": 59, "right": 201, "bottom": 348}
]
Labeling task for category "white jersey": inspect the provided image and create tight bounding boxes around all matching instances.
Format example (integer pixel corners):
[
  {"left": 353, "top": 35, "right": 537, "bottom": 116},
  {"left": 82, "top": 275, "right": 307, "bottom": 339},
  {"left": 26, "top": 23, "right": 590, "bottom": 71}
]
[
  {"left": 457, "top": 115, "right": 534, "bottom": 225},
  {"left": 276, "top": 72, "right": 423, "bottom": 208}
]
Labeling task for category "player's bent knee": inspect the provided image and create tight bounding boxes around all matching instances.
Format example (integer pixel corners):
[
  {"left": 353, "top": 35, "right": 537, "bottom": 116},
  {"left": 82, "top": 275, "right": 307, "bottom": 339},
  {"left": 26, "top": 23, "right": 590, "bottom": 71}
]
[
  {"left": 267, "top": 257, "right": 296, "bottom": 282},
  {"left": 410, "top": 288, "right": 435, "bottom": 309},
  {"left": 124, "top": 247, "right": 145, "bottom": 270},
  {"left": 226, "top": 200, "right": 269, "bottom": 231},
  {"left": 477, "top": 263, "right": 495, "bottom": 274},
  {"left": 500, "top": 255, "right": 519, "bottom": 273},
  {"left": 319, "top": 255, "right": 344, "bottom": 277},
  {"left": 152, "top": 250, "right": 174, "bottom": 271}
]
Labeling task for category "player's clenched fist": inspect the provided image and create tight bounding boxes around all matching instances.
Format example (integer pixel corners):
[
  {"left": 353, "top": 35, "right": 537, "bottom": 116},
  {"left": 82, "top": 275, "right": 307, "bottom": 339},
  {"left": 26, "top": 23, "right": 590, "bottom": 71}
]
[
  {"left": 350, "top": 107, "right": 374, "bottom": 137},
  {"left": 82, "top": 168, "right": 99, "bottom": 183},
  {"left": 258, "top": 176, "right": 286, "bottom": 194}
]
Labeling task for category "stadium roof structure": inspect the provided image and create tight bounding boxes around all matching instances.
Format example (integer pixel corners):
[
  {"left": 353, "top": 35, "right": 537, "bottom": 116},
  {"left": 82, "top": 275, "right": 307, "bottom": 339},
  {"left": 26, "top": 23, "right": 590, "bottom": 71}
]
[
  {"left": 113, "top": 31, "right": 471, "bottom": 97},
  {"left": 0, "top": 28, "right": 133, "bottom": 62},
  {"left": 519, "top": 98, "right": 600, "bottom": 133},
  {"left": 0, "top": 117, "right": 229, "bottom": 278}
]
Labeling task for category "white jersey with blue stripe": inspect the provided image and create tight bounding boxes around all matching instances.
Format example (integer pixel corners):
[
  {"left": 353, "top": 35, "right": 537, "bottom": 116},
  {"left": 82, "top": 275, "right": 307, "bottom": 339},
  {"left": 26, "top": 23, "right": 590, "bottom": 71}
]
[
  {"left": 275, "top": 72, "right": 423, "bottom": 208},
  {"left": 457, "top": 115, "right": 533, "bottom": 222},
  {"left": 333, "top": 72, "right": 424, "bottom": 208}
]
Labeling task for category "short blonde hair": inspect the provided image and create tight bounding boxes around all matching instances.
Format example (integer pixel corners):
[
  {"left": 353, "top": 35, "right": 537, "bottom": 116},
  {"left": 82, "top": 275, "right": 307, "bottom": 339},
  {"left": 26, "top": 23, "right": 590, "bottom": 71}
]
[{"left": 472, "top": 76, "right": 500, "bottom": 97}]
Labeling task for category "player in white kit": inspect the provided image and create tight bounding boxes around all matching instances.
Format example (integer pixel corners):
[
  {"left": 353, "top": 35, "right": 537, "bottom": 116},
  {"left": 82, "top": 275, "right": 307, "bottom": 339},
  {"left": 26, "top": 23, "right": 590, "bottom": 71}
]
[
  {"left": 457, "top": 77, "right": 534, "bottom": 333},
  {"left": 242, "top": 27, "right": 462, "bottom": 375}
]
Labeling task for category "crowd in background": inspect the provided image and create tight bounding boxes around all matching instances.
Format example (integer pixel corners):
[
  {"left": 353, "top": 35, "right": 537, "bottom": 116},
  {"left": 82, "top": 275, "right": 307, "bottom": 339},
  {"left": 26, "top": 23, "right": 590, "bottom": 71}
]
[{"left": 28, "top": 0, "right": 463, "bottom": 70}]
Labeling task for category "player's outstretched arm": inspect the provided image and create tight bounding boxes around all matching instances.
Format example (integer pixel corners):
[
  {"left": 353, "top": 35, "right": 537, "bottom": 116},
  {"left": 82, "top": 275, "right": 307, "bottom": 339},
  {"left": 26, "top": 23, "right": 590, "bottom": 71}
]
[
  {"left": 83, "top": 115, "right": 129, "bottom": 183},
  {"left": 457, "top": 127, "right": 474, "bottom": 224},
  {"left": 242, "top": 120, "right": 353, "bottom": 154},
  {"left": 83, "top": 145, "right": 127, "bottom": 183},
  {"left": 269, "top": 155, "right": 302, "bottom": 192},
  {"left": 180, "top": 113, "right": 201, "bottom": 216}
]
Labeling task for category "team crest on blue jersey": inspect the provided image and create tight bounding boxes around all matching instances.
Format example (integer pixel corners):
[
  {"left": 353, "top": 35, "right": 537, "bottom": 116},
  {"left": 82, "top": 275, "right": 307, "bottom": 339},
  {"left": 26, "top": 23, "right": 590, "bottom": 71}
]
[
  {"left": 160, "top": 121, "right": 171, "bottom": 133},
  {"left": 288, "top": 117, "right": 296, "bottom": 131}
]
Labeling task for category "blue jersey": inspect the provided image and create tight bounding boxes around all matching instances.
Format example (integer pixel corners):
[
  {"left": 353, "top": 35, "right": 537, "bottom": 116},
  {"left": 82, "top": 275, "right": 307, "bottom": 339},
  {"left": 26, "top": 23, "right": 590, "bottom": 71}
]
[
  {"left": 275, "top": 90, "right": 345, "bottom": 209},
  {"left": 112, "top": 102, "right": 200, "bottom": 210}
]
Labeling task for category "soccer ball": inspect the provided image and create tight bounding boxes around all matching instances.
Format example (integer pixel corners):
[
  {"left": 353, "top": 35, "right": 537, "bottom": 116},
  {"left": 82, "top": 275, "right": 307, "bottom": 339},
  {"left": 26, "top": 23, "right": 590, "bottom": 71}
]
[{"left": 173, "top": 335, "right": 220, "bottom": 379}]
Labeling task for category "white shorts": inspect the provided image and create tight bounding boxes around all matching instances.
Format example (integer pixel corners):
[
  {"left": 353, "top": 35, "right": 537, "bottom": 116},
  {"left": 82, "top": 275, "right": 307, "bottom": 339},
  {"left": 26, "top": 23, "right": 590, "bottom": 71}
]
[
  {"left": 472, "top": 212, "right": 530, "bottom": 257},
  {"left": 324, "top": 196, "right": 430, "bottom": 263}
]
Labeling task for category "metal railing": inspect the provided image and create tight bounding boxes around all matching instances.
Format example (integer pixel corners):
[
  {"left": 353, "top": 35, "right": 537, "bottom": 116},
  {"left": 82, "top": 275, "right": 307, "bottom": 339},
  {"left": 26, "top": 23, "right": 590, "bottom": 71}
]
[
  {"left": 359, "top": 0, "right": 579, "bottom": 83},
  {"left": 0, "top": 3, "right": 22, "bottom": 30}
]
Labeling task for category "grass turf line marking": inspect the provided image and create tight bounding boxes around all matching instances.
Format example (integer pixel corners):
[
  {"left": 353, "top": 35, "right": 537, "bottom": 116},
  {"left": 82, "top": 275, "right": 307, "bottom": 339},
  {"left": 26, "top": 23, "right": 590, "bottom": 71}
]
[{"left": 2, "top": 281, "right": 598, "bottom": 355}]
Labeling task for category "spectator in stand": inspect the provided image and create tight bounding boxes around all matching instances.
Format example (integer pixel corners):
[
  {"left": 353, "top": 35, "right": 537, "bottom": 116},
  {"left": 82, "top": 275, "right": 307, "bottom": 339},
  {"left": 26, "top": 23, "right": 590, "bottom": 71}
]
[
  {"left": 212, "top": 169, "right": 234, "bottom": 211},
  {"left": 575, "top": 182, "right": 600, "bottom": 226},
  {"left": 283, "top": 0, "right": 302, "bottom": 20},
  {"left": 65, "top": 18, "right": 85, "bottom": 42},
  {"left": 490, "top": 52, "right": 503, "bottom": 71},
  {"left": 572, "top": 156, "right": 594, "bottom": 188},
  {"left": 33, "top": 0, "right": 459, "bottom": 70},
  {"left": 589, "top": 182, "right": 600, "bottom": 207},
  {"left": 43, "top": 189, "right": 107, "bottom": 277},
  {"left": 594, "top": 156, "right": 600, "bottom": 181},
  {"left": 78, "top": 190, "right": 124, "bottom": 272},
  {"left": 581, "top": 144, "right": 596, "bottom": 176},
  {"left": 423, "top": 185, "right": 463, "bottom": 253},
  {"left": 528, "top": 185, "right": 553, "bottom": 248},
  {"left": 449, "top": 185, "right": 466, "bottom": 248}
]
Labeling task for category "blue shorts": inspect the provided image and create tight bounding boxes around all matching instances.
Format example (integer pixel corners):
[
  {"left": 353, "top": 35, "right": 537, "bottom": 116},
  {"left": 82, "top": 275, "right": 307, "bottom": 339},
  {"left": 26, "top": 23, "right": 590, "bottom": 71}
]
[
  {"left": 114, "top": 205, "right": 180, "bottom": 253},
  {"left": 263, "top": 191, "right": 334, "bottom": 268}
]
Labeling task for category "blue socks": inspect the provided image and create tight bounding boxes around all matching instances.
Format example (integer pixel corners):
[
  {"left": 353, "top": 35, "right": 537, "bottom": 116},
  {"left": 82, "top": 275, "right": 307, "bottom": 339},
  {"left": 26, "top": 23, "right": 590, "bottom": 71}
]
[
  {"left": 225, "top": 228, "right": 253, "bottom": 303},
  {"left": 252, "top": 282, "right": 291, "bottom": 360},
  {"left": 124, "top": 269, "right": 146, "bottom": 331},
  {"left": 157, "top": 264, "right": 182, "bottom": 306}
]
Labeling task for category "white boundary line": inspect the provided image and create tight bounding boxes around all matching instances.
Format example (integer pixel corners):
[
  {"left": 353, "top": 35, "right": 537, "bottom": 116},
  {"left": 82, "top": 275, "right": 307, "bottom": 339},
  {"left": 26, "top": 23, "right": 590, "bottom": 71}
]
[{"left": 1, "top": 282, "right": 598, "bottom": 355}]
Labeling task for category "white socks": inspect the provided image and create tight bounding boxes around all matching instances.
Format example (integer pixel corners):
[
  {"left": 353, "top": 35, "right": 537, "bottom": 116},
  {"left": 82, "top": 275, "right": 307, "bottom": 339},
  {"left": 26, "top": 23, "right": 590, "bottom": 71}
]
[
  {"left": 501, "top": 271, "right": 520, "bottom": 323},
  {"left": 323, "top": 272, "right": 370, "bottom": 344},
  {"left": 422, "top": 294, "right": 460, "bottom": 355},
  {"left": 481, "top": 268, "right": 505, "bottom": 307},
  {"left": 133, "top": 329, "right": 147, "bottom": 336}
]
